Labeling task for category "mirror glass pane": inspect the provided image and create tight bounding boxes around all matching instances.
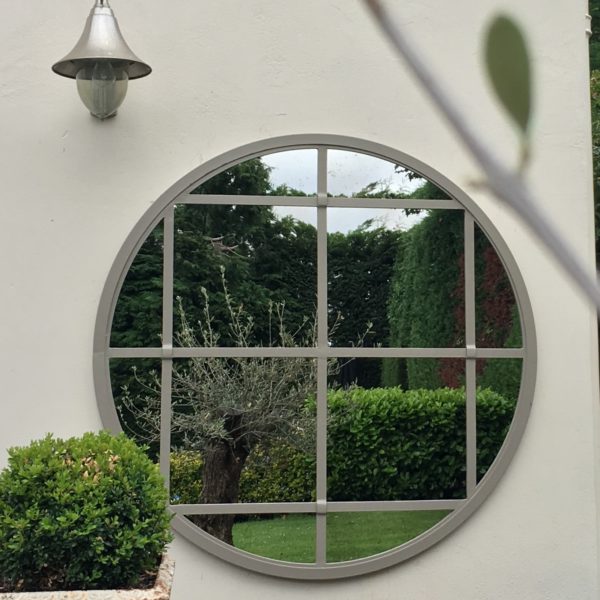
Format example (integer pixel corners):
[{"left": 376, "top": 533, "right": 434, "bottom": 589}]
[
  {"left": 326, "top": 511, "right": 450, "bottom": 563},
  {"left": 233, "top": 514, "right": 316, "bottom": 563},
  {"left": 474, "top": 224, "right": 522, "bottom": 348},
  {"left": 169, "top": 358, "right": 316, "bottom": 507},
  {"left": 173, "top": 203, "right": 317, "bottom": 347},
  {"left": 109, "top": 358, "right": 162, "bottom": 457},
  {"left": 327, "top": 358, "right": 466, "bottom": 502},
  {"left": 192, "top": 151, "right": 317, "bottom": 197},
  {"left": 330, "top": 209, "right": 465, "bottom": 350},
  {"left": 326, "top": 150, "right": 443, "bottom": 199},
  {"left": 476, "top": 358, "right": 522, "bottom": 483},
  {"left": 111, "top": 222, "right": 163, "bottom": 348}
]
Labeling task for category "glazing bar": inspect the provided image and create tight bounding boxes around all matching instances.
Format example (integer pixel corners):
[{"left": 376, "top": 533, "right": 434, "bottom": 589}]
[
  {"left": 170, "top": 502, "right": 317, "bottom": 515},
  {"left": 160, "top": 207, "right": 175, "bottom": 491},
  {"left": 464, "top": 213, "right": 477, "bottom": 497},
  {"left": 182, "top": 194, "right": 318, "bottom": 207},
  {"left": 327, "top": 197, "right": 461, "bottom": 209},
  {"left": 315, "top": 146, "right": 328, "bottom": 566},
  {"left": 168, "top": 499, "right": 464, "bottom": 515},
  {"left": 180, "top": 193, "right": 461, "bottom": 210},
  {"left": 107, "top": 346, "right": 526, "bottom": 359},
  {"left": 328, "top": 499, "right": 464, "bottom": 512}
]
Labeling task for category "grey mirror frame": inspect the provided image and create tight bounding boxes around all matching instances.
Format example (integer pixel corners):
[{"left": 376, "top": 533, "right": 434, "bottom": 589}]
[{"left": 93, "top": 134, "right": 537, "bottom": 580}]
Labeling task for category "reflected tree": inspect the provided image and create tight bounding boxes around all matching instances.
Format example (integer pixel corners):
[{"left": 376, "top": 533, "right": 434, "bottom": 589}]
[{"left": 121, "top": 275, "right": 317, "bottom": 545}]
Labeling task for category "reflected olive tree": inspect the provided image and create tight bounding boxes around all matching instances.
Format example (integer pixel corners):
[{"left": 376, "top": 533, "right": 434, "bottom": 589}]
[{"left": 121, "top": 271, "right": 317, "bottom": 545}]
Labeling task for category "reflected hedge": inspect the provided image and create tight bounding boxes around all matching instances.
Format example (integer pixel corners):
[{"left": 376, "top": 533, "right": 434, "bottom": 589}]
[{"left": 170, "top": 386, "right": 515, "bottom": 504}]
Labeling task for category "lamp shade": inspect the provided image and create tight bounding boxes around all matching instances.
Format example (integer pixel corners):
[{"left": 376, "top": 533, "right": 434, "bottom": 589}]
[{"left": 52, "top": 0, "right": 151, "bottom": 80}]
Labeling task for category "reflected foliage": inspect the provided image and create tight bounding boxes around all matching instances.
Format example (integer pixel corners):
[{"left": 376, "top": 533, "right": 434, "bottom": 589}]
[
  {"left": 329, "top": 225, "right": 401, "bottom": 388},
  {"left": 591, "top": 70, "right": 600, "bottom": 266},
  {"left": 327, "top": 386, "right": 514, "bottom": 501},
  {"left": 383, "top": 211, "right": 520, "bottom": 400},
  {"left": 169, "top": 386, "right": 515, "bottom": 505},
  {"left": 383, "top": 211, "right": 464, "bottom": 388},
  {"left": 111, "top": 223, "right": 163, "bottom": 348},
  {"left": 590, "top": 0, "right": 600, "bottom": 72}
]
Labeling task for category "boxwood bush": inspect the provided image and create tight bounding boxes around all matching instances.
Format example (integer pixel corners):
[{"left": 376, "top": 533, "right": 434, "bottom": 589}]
[
  {"left": 0, "top": 431, "right": 172, "bottom": 592},
  {"left": 170, "top": 386, "right": 515, "bottom": 505}
]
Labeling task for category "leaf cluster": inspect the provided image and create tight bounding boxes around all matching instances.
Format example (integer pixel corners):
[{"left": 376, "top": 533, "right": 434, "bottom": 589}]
[
  {"left": 327, "top": 386, "right": 514, "bottom": 501},
  {"left": 0, "top": 432, "right": 172, "bottom": 592}
]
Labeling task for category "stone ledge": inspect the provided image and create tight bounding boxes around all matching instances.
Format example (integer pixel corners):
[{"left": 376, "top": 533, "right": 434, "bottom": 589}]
[{"left": 0, "top": 555, "right": 175, "bottom": 600}]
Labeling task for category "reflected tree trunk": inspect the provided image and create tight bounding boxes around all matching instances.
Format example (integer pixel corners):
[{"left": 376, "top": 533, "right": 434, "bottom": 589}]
[{"left": 193, "top": 439, "right": 249, "bottom": 545}]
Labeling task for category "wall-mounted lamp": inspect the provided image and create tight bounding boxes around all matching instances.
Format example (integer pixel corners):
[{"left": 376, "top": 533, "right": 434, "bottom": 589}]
[{"left": 52, "top": 0, "right": 151, "bottom": 120}]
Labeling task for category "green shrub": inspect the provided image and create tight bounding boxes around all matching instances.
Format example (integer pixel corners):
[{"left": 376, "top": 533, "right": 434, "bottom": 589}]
[
  {"left": 385, "top": 210, "right": 520, "bottom": 393},
  {"left": 170, "top": 450, "right": 203, "bottom": 504},
  {"left": 477, "top": 305, "right": 523, "bottom": 401},
  {"left": 327, "top": 386, "right": 515, "bottom": 500},
  {"left": 170, "top": 387, "right": 515, "bottom": 506},
  {"left": 0, "top": 431, "right": 172, "bottom": 592},
  {"left": 169, "top": 445, "right": 315, "bottom": 505},
  {"left": 240, "top": 443, "right": 315, "bottom": 503},
  {"left": 386, "top": 212, "right": 464, "bottom": 390}
]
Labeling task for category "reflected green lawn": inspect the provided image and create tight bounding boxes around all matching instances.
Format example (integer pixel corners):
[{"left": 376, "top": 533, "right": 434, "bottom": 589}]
[
  {"left": 233, "top": 514, "right": 315, "bottom": 563},
  {"left": 326, "top": 510, "right": 449, "bottom": 562},
  {"left": 232, "top": 510, "right": 450, "bottom": 563}
]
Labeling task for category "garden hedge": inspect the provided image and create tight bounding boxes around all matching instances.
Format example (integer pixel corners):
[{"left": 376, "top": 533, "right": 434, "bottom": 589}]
[
  {"left": 327, "top": 386, "right": 514, "bottom": 500},
  {"left": 382, "top": 210, "right": 521, "bottom": 401},
  {"left": 170, "top": 386, "right": 515, "bottom": 505}
]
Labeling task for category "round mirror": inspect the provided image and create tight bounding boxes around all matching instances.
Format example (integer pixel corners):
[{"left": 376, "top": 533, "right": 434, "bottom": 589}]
[{"left": 94, "top": 135, "right": 536, "bottom": 579}]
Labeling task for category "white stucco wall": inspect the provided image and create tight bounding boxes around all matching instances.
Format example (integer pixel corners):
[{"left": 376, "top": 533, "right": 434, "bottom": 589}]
[{"left": 0, "top": 1, "right": 598, "bottom": 598}]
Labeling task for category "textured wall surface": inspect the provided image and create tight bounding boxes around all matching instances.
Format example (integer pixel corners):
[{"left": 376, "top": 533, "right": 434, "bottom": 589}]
[{"left": 0, "top": 1, "right": 597, "bottom": 598}]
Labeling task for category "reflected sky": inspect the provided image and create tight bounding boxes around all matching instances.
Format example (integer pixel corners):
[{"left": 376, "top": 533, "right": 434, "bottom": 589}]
[
  {"left": 274, "top": 206, "right": 424, "bottom": 233},
  {"left": 263, "top": 150, "right": 426, "bottom": 233}
]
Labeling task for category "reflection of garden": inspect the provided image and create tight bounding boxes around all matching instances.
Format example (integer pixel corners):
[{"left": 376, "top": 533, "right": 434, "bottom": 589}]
[
  {"left": 110, "top": 158, "right": 523, "bottom": 556},
  {"left": 232, "top": 511, "right": 451, "bottom": 563},
  {"left": 169, "top": 386, "right": 516, "bottom": 506}
]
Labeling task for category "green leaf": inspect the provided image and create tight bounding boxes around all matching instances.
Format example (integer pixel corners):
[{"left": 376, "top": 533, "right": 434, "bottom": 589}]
[{"left": 484, "top": 14, "right": 532, "bottom": 135}]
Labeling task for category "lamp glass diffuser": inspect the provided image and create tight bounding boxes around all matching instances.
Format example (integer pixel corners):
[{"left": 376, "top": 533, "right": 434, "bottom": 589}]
[
  {"left": 52, "top": 0, "right": 151, "bottom": 119},
  {"left": 76, "top": 62, "right": 128, "bottom": 119}
]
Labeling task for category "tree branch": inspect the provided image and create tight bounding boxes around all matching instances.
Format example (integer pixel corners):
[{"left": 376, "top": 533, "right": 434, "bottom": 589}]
[{"left": 363, "top": 0, "right": 600, "bottom": 312}]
